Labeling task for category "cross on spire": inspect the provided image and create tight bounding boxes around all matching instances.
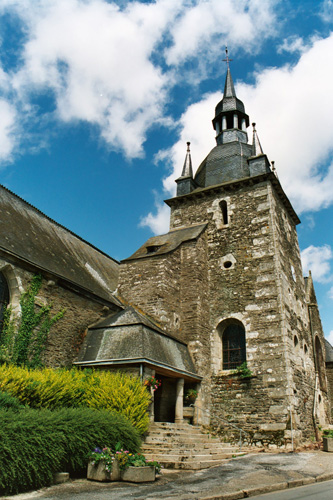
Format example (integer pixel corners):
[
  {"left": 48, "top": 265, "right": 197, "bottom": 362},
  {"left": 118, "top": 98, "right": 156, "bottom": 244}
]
[{"left": 222, "top": 46, "right": 233, "bottom": 68}]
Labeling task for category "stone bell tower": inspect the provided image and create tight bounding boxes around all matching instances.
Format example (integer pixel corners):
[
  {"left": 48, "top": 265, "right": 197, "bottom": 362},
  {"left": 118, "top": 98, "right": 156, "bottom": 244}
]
[{"left": 166, "top": 57, "right": 330, "bottom": 443}]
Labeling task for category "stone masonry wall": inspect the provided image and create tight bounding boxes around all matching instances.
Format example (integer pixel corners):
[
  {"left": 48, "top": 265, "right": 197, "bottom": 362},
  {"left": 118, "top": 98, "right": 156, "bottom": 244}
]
[
  {"left": 0, "top": 258, "right": 119, "bottom": 367},
  {"left": 118, "top": 248, "right": 182, "bottom": 336},
  {"left": 168, "top": 177, "right": 321, "bottom": 440}
]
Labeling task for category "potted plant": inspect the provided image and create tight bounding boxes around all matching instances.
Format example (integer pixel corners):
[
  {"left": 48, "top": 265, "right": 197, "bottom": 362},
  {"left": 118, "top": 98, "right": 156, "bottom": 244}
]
[
  {"left": 114, "top": 446, "right": 161, "bottom": 482},
  {"left": 87, "top": 447, "right": 114, "bottom": 482},
  {"left": 88, "top": 444, "right": 161, "bottom": 483},
  {"left": 144, "top": 376, "right": 161, "bottom": 392},
  {"left": 184, "top": 388, "right": 198, "bottom": 406},
  {"left": 323, "top": 429, "right": 333, "bottom": 452}
]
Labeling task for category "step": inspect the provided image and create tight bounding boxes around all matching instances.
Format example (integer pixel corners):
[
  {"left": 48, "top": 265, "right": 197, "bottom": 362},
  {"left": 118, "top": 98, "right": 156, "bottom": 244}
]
[{"left": 142, "top": 444, "right": 237, "bottom": 453}]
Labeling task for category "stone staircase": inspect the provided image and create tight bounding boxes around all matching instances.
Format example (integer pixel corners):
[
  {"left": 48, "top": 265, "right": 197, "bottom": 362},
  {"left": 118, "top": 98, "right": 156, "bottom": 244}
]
[{"left": 141, "top": 422, "right": 245, "bottom": 470}]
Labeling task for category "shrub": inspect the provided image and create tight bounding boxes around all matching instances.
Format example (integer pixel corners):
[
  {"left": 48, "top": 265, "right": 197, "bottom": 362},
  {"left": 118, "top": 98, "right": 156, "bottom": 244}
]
[
  {"left": 0, "top": 365, "right": 150, "bottom": 433},
  {"left": 0, "top": 407, "right": 141, "bottom": 495},
  {"left": 0, "top": 390, "right": 25, "bottom": 410}
]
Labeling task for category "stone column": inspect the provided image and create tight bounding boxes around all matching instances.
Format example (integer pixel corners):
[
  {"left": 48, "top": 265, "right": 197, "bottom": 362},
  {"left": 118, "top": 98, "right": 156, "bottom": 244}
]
[{"left": 175, "top": 378, "right": 184, "bottom": 423}]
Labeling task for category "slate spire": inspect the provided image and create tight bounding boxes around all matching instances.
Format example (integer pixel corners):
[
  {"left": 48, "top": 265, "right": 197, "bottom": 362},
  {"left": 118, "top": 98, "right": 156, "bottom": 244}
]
[
  {"left": 223, "top": 67, "right": 236, "bottom": 98},
  {"left": 175, "top": 142, "right": 197, "bottom": 196},
  {"left": 212, "top": 49, "right": 249, "bottom": 146},
  {"left": 181, "top": 142, "right": 193, "bottom": 177},
  {"left": 251, "top": 123, "right": 264, "bottom": 156}
]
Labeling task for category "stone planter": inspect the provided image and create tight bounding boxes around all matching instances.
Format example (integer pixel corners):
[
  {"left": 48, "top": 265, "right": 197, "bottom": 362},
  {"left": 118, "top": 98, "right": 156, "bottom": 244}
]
[
  {"left": 323, "top": 437, "right": 333, "bottom": 452},
  {"left": 183, "top": 406, "right": 195, "bottom": 423},
  {"left": 87, "top": 461, "right": 111, "bottom": 482},
  {"left": 121, "top": 466, "right": 155, "bottom": 483}
]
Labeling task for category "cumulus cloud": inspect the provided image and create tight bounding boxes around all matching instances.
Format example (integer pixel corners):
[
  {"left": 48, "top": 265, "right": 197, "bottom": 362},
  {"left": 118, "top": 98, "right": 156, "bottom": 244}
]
[
  {"left": 326, "top": 330, "right": 333, "bottom": 345},
  {"left": 0, "top": 99, "right": 17, "bottom": 163},
  {"left": 139, "top": 197, "right": 170, "bottom": 235},
  {"left": 165, "top": 0, "right": 277, "bottom": 67},
  {"left": 0, "top": 0, "right": 280, "bottom": 165},
  {"left": 301, "top": 245, "right": 333, "bottom": 283},
  {"left": 320, "top": 0, "right": 333, "bottom": 22}
]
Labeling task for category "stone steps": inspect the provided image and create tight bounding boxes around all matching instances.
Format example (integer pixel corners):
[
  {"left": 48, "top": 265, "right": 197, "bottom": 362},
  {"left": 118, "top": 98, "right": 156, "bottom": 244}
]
[{"left": 142, "top": 422, "right": 244, "bottom": 470}]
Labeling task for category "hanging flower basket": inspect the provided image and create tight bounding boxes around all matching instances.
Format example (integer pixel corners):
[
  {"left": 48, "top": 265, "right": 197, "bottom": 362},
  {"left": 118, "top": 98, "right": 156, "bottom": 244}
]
[{"left": 144, "top": 376, "right": 161, "bottom": 392}]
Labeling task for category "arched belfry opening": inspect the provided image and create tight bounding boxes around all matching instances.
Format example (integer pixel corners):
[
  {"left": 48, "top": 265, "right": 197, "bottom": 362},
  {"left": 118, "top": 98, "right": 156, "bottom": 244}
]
[
  {"left": 0, "top": 272, "right": 9, "bottom": 334},
  {"left": 218, "top": 319, "right": 246, "bottom": 370}
]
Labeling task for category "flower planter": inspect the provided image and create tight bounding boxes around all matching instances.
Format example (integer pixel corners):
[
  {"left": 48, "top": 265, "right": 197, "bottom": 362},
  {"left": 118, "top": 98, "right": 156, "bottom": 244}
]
[
  {"left": 323, "top": 437, "right": 333, "bottom": 452},
  {"left": 87, "top": 461, "right": 111, "bottom": 482},
  {"left": 183, "top": 406, "right": 195, "bottom": 423},
  {"left": 121, "top": 466, "right": 155, "bottom": 483}
]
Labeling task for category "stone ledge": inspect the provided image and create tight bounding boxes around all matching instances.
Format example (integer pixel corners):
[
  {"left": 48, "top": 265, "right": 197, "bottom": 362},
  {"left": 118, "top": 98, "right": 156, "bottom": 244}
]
[
  {"left": 316, "top": 473, "right": 333, "bottom": 482},
  {"left": 243, "top": 482, "right": 287, "bottom": 497}
]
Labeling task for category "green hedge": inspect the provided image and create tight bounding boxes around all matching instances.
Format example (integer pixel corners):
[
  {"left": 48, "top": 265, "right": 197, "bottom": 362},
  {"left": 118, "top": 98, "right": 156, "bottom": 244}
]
[
  {"left": 0, "top": 407, "right": 141, "bottom": 495},
  {"left": 0, "top": 390, "right": 25, "bottom": 410},
  {"left": 0, "top": 365, "right": 151, "bottom": 433}
]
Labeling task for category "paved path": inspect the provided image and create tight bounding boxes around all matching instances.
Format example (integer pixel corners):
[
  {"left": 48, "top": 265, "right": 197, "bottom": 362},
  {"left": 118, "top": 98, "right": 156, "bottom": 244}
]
[
  {"left": 5, "top": 451, "right": 333, "bottom": 500},
  {"left": 250, "top": 480, "right": 333, "bottom": 499}
]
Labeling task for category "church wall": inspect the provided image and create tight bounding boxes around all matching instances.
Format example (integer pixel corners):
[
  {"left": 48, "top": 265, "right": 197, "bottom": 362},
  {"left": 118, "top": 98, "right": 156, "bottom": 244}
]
[
  {"left": 0, "top": 258, "right": 118, "bottom": 367},
  {"left": 168, "top": 178, "right": 322, "bottom": 440},
  {"left": 118, "top": 249, "right": 182, "bottom": 335},
  {"left": 325, "top": 363, "right": 333, "bottom": 418}
]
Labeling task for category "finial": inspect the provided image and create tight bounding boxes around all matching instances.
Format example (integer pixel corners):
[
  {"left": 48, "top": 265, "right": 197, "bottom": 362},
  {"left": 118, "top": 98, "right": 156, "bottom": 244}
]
[
  {"left": 187, "top": 141, "right": 191, "bottom": 152},
  {"left": 223, "top": 46, "right": 233, "bottom": 69},
  {"left": 271, "top": 160, "right": 278, "bottom": 178}
]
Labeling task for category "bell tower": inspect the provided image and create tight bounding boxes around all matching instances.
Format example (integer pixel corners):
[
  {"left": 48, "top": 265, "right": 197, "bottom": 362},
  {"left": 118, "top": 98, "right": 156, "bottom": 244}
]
[{"left": 166, "top": 54, "right": 330, "bottom": 442}]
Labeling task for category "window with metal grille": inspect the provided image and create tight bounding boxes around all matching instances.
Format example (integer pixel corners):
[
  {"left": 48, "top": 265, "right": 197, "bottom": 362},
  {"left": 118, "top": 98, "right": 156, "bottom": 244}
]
[
  {"left": 0, "top": 272, "right": 9, "bottom": 334},
  {"left": 222, "top": 323, "right": 246, "bottom": 370}
]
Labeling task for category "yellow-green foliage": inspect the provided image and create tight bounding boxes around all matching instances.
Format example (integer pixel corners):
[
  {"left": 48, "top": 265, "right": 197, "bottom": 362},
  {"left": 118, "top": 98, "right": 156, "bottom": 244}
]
[{"left": 0, "top": 365, "right": 150, "bottom": 433}]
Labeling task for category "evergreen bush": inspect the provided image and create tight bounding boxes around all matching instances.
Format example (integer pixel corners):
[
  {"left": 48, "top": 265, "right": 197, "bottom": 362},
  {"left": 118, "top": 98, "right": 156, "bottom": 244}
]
[
  {"left": 0, "top": 390, "right": 25, "bottom": 410},
  {"left": 0, "top": 365, "right": 150, "bottom": 433},
  {"left": 0, "top": 407, "right": 141, "bottom": 495}
]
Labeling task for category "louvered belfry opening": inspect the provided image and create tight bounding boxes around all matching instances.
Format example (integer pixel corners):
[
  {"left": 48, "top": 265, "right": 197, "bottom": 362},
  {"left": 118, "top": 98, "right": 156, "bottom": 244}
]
[
  {"left": 0, "top": 272, "right": 9, "bottom": 334},
  {"left": 222, "top": 323, "right": 246, "bottom": 370}
]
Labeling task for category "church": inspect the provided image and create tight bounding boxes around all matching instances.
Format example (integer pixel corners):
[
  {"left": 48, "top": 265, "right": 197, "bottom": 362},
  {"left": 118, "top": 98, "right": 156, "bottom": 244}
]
[{"left": 0, "top": 64, "right": 331, "bottom": 445}]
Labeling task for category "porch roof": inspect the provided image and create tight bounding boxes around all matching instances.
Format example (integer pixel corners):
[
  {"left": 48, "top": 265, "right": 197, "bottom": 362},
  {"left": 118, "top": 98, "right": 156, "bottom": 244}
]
[{"left": 75, "top": 307, "right": 201, "bottom": 381}]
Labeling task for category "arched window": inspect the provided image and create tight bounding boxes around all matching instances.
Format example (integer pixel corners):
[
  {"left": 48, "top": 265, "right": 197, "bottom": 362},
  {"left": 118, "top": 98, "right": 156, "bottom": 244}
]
[
  {"left": 315, "top": 336, "right": 327, "bottom": 392},
  {"left": 0, "top": 272, "right": 9, "bottom": 334},
  {"left": 219, "top": 320, "right": 246, "bottom": 370},
  {"left": 220, "top": 200, "right": 228, "bottom": 225}
]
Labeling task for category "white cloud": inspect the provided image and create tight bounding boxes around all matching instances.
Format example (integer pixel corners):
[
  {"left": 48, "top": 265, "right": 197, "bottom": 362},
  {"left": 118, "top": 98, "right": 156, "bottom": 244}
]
[
  {"left": 326, "top": 330, "right": 333, "bottom": 346},
  {"left": 320, "top": 0, "right": 333, "bottom": 22},
  {"left": 328, "top": 287, "right": 333, "bottom": 299},
  {"left": 277, "top": 35, "right": 308, "bottom": 54},
  {"left": 0, "top": 0, "right": 280, "bottom": 165},
  {"left": 9, "top": 0, "right": 182, "bottom": 159},
  {"left": 139, "top": 199, "right": 170, "bottom": 235},
  {"left": 237, "top": 35, "right": 333, "bottom": 214},
  {"left": 0, "top": 99, "right": 18, "bottom": 163},
  {"left": 166, "top": 0, "right": 277, "bottom": 67},
  {"left": 301, "top": 245, "right": 333, "bottom": 283}
]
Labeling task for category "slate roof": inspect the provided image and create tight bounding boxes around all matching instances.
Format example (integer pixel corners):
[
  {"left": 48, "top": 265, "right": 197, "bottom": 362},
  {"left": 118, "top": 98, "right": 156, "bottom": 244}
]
[
  {"left": 75, "top": 307, "right": 200, "bottom": 380},
  {"left": 0, "top": 184, "right": 120, "bottom": 304},
  {"left": 122, "top": 223, "right": 207, "bottom": 261},
  {"left": 325, "top": 339, "right": 333, "bottom": 363}
]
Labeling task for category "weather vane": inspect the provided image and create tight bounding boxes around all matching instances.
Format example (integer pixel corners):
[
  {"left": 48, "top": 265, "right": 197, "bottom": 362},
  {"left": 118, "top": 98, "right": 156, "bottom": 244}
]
[{"left": 222, "top": 46, "right": 233, "bottom": 68}]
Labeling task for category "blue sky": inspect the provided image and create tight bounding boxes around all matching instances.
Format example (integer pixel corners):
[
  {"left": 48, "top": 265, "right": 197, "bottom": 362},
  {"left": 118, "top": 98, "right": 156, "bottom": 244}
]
[{"left": 0, "top": 0, "right": 333, "bottom": 341}]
